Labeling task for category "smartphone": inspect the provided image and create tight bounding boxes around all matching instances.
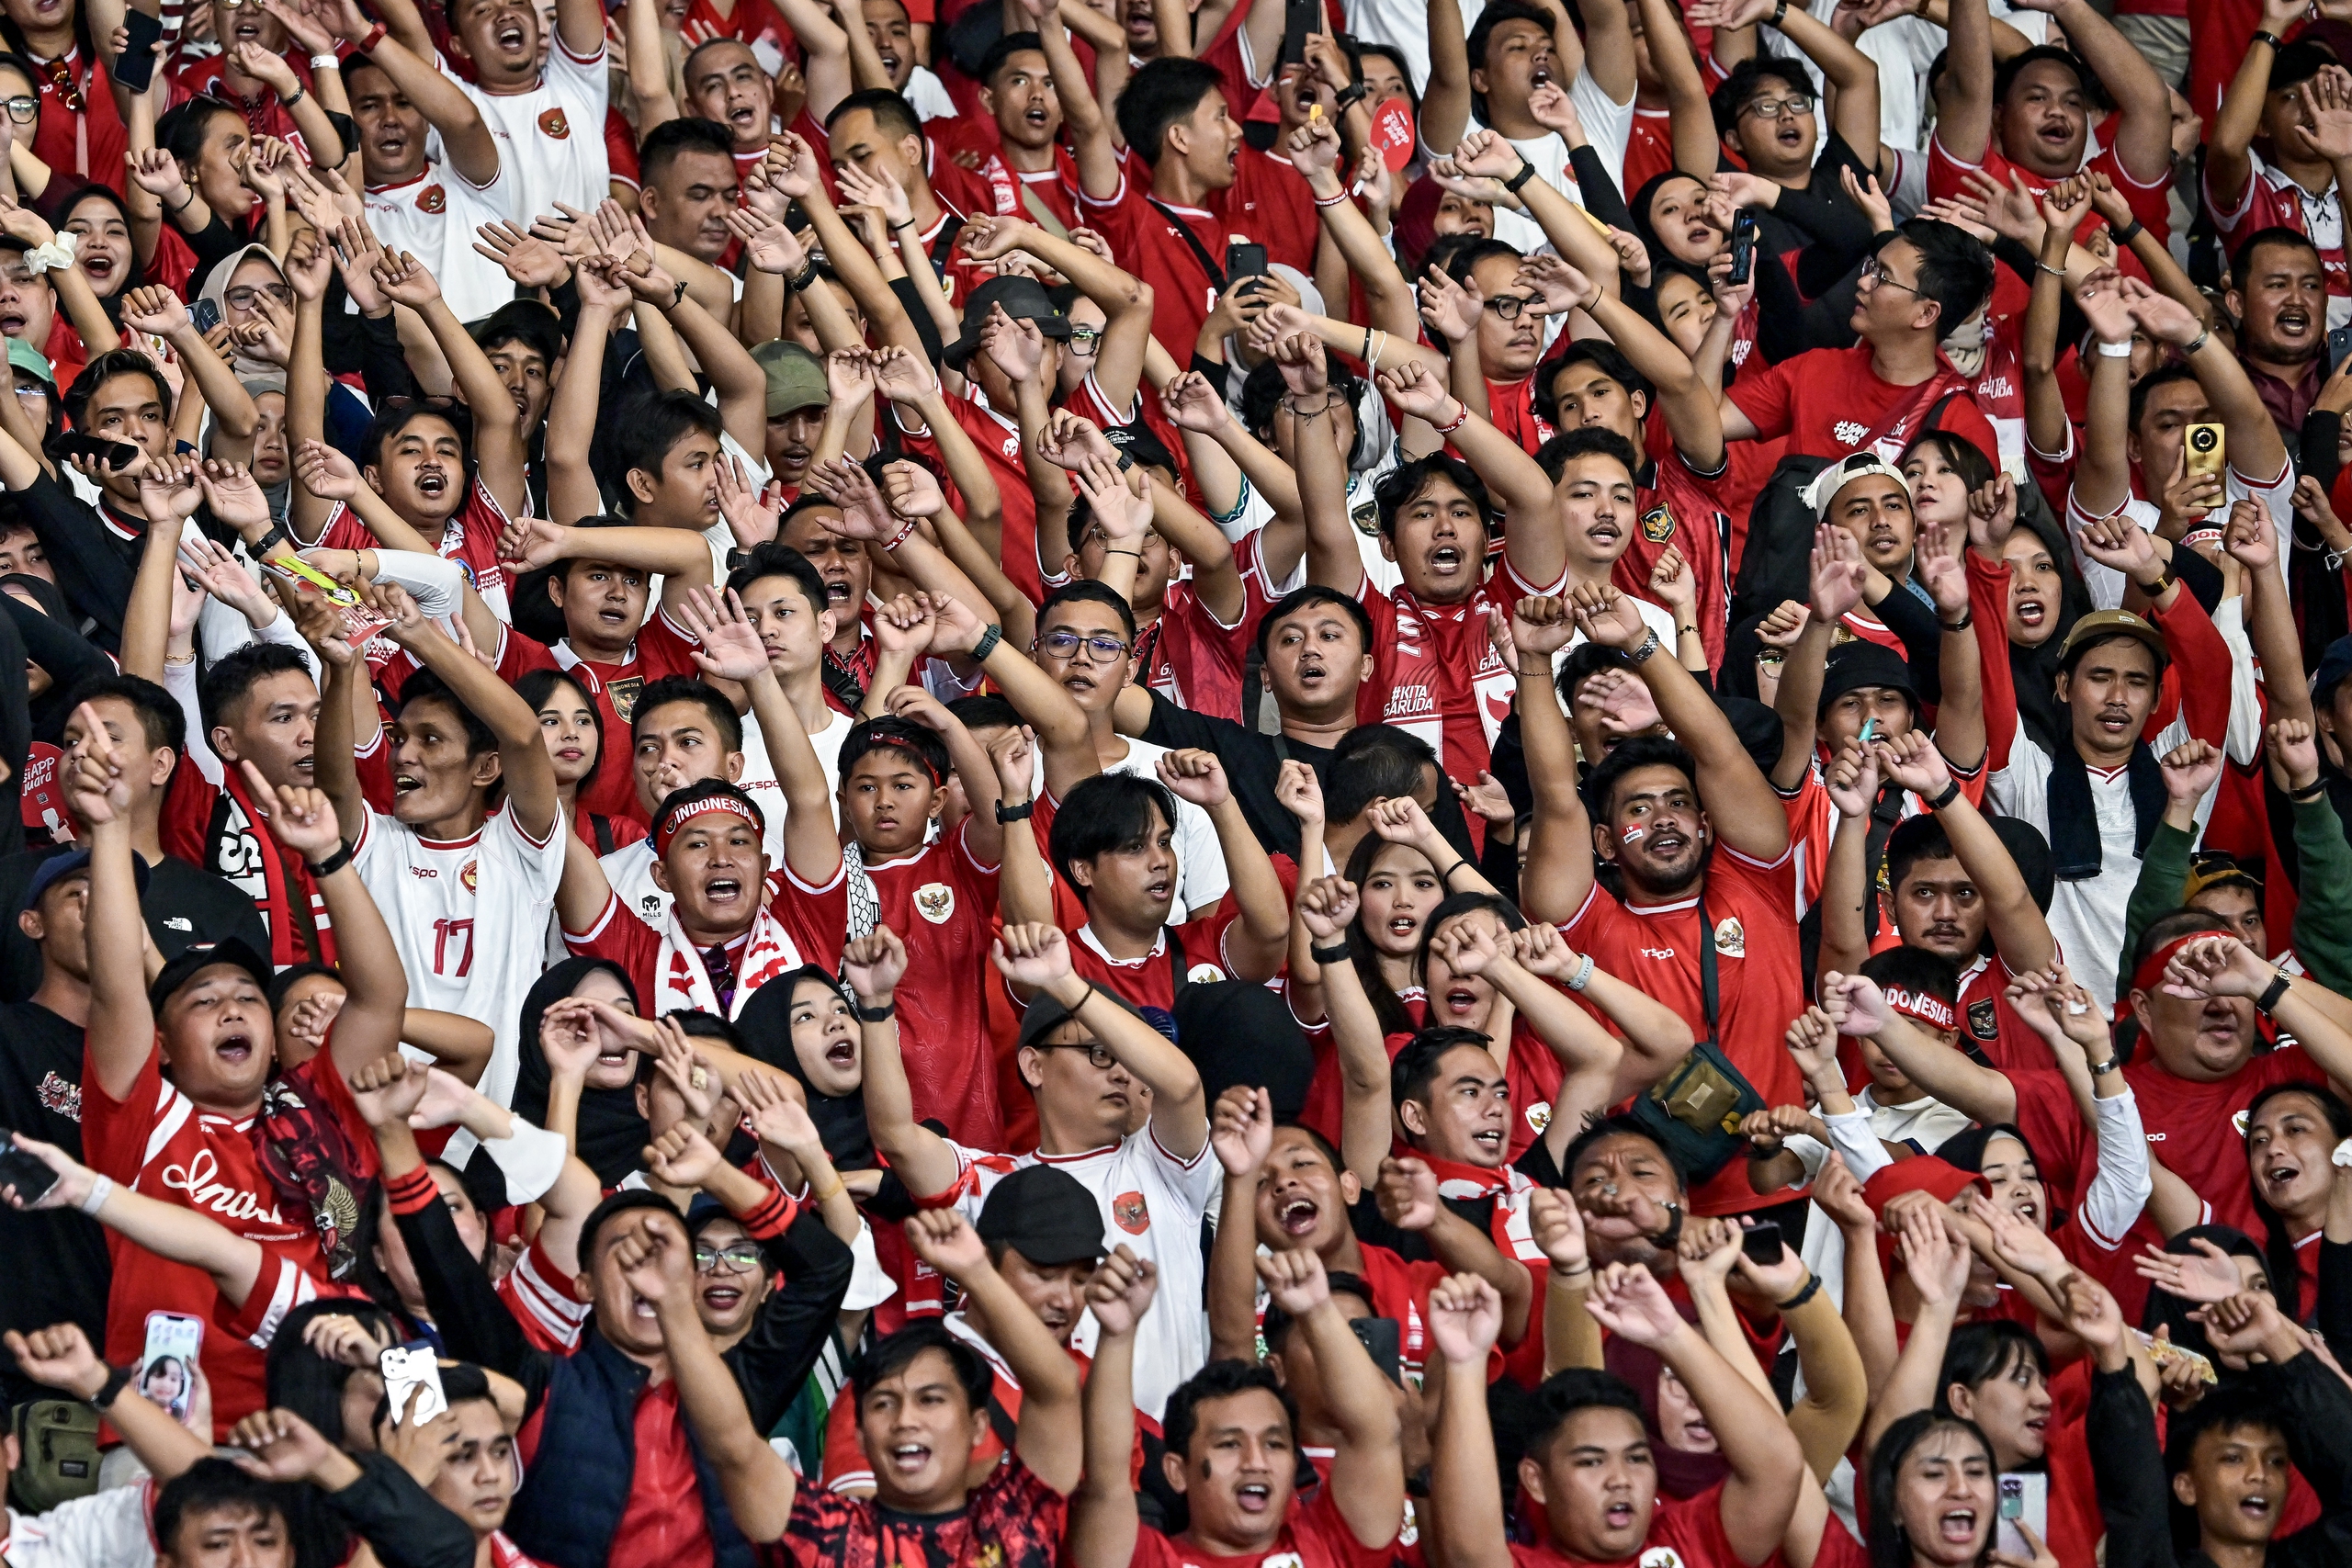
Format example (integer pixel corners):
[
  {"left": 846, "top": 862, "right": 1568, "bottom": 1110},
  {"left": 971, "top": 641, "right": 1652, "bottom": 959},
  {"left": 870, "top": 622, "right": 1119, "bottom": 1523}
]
[
  {"left": 48, "top": 432, "right": 140, "bottom": 471},
  {"left": 1995, "top": 1472, "right": 2047, "bottom": 1559},
  {"left": 2185, "top": 422, "right": 2226, "bottom": 479},
  {"left": 1277, "top": 0, "right": 1319, "bottom": 68},
  {"left": 111, "top": 7, "right": 165, "bottom": 94},
  {"left": 379, "top": 1341, "right": 447, "bottom": 1427},
  {"left": 1349, "top": 1315, "right": 1404, "bottom": 1385},
  {"left": 1740, "top": 1218, "right": 1783, "bottom": 1267},
  {"left": 1225, "top": 243, "right": 1269, "bottom": 291},
  {"left": 188, "top": 298, "right": 220, "bottom": 336},
  {"left": 1728, "top": 210, "right": 1758, "bottom": 288},
  {"left": 0, "top": 1132, "right": 55, "bottom": 1205},
  {"left": 140, "top": 1312, "right": 204, "bottom": 1426}
]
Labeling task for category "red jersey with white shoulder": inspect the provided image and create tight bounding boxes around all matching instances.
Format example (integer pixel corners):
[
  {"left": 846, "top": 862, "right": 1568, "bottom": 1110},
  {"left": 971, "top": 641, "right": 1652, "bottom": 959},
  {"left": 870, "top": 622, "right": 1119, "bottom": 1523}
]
[
  {"left": 2204, "top": 147, "right": 2351, "bottom": 330},
  {"left": 80, "top": 1041, "right": 379, "bottom": 1427},
  {"left": 973, "top": 147, "right": 1084, "bottom": 233},
  {"left": 316, "top": 475, "right": 514, "bottom": 621},
  {"left": 349, "top": 802, "right": 567, "bottom": 1110},
  {"left": 1216, "top": 144, "right": 1318, "bottom": 276},
  {"left": 1505, "top": 1482, "right": 1748, "bottom": 1567},
  {"left": 1617, "top": 426, "right": 1732, "bottom": 673},
  {"left": 1080, "top": 177, "right": 1224, "bottom": 367},
  {"left": 1559, "top": 845, "right": 1808, "bottom": 1217},
  {"left": 1357, "top": 556, "right": 1565, "bottom": 795}
]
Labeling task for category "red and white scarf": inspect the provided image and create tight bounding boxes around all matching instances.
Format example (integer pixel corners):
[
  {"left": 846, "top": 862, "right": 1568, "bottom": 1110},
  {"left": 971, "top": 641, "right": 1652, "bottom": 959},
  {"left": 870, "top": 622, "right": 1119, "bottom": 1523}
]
[{"left": 654, "top": 902, "right": 802, "bottom": 1021}]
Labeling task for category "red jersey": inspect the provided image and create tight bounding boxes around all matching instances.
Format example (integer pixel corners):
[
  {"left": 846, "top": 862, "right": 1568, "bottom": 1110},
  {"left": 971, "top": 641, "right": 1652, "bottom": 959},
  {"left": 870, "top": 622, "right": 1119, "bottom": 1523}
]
[
  {"left": 1144, "top": 535, "right": 1265, "bottom": 723},
  {"left": 2205, "top": 149, "right": 2350, "bottom": 324},
  {"left": 1506, "top": 1482, "right": 1747, "bottom": 1566},
  {"left": 1621, "top": 108, "right": 1676, "bottom": 197},
  {"left": 1216, "top": 145, "right": 1318, "bottom": 276},
  {"left": 1132, "top": 1483, "right": 1396, "bottom": 1568},
  {"left": 1482, "top": 377, "right": 1556, "bottom": 457},
  {"left": 968, "top": 147, "right": 1085, "bottom": 234},
  {"left": 563, "top": 871, "right": 842, "bottom": 1021},
  {"left": 1357, "top": 555, "right": 1564, "bottom": 812},
  {"left": 316, "top": 474, "right": 515, "bottom": 618},
  {"left": 1559, "top": 845, "right": 1809, "bottom": 1216},
  {"left": 899, "top": 391, "right": 1045, "bottom": 605},
  {"left": 1725, "top": 342, "right": 2002, "bottom": 467},
  {"left": 81, "top": 1041, "right": 379, "bottom": 1429},
  {"left": 1080, "top": 176, "right": 1226, "bottom": 366},
  {"left": 1927, "top": 131, "right": 2170, "bottom": 321},
  {"left": 605, "top": 107, "right": 641, "bottom": 191},
  {"left": 1325, "top": 1014, "right": 1563, "bottom": 1168},
  {"left": 1057, "top": 908, "right": 1246, "bottom": 1025},
  {"left": 172, "top": 58, "right": 320, "bottom": 160},
  {"left": 28, "top": 48, "right": 126, "bottom": 191},
  {"left": 794, "top": 826, "right": 1006, "bottom": 1149},
  {"left": 1618, "top": 426, "right": 1731, "bottom": 672}
]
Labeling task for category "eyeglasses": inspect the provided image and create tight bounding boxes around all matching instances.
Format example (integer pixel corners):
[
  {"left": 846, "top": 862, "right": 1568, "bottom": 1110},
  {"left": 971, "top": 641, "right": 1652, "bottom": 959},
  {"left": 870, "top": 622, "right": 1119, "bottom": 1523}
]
[
  {"left": 1484, "top": 294, "right": 1538, "bottom": 321},
  {"left": 1859, "top": 256, "right": 1921, "bottom": 299},
  {"left": 0, "top": 96, "right": 34, "bottom": 124},
  {"left": 1740, "top": 92, "right": 1815, "bottom": 121},
  {"left": 1067, "top": 325, "right": 1101, "bottom": 353},
  {"left": 1035, "top": 628, "right": 1130, "bottom": 663},
  {"left": 1042, "top": 1041, "right": 1117, "bottom": 1069},
  {"left": 694, "top": 1241, "right": 763, "bottom": 1272},
  {"left": 223, "top": 283, "right": 295, "bottom": 311}
]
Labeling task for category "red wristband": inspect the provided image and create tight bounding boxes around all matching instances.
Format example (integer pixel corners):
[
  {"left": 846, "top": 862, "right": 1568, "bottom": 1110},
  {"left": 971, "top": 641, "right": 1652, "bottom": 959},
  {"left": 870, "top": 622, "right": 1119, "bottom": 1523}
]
[{"left": 356, "top": 20, "right": 386, "bottom": 52}]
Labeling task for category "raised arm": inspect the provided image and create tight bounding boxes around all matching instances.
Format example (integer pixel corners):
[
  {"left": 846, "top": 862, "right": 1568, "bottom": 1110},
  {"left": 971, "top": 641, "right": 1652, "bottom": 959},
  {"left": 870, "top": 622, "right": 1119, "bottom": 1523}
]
[
  {"left": 1937, "top": 0, "right": 1995, "bottom": 167},
  {"left": 68, "top": 705, "right": 158, "bottom": 1100},
  {"left": 997, "top": 922, "right": 1208, "bottom": 1158},
  {"left": 909, "top": 1208, "right": 1083, "bottom": 1490},
  {"left": 1574, "top": 582, "right": 1789, "bottom": 861},
  {"left": 1821, "top": 970, "right": 2018, "bottom": 1123},
  {"left": 246, "top": 764, "right": 406, "bottom": 1081},
  {"left": 1159, "top": 750, "right": 1289, "bottom": 982},
  {"left": 1067, "top": 1243, "right": 1153, "bottom": 1568},
  {"left": 1875, "top": 731, "right": 2057, "bottom": 976},
  {"left": 840, "top": 929, "right": 964, "bottom": 1199},
  {"left": 323, "top": 0, "right": 499, "bottom": 187},
  {"left": 379, "top": 592, "right": 559, "bottom": 842}
]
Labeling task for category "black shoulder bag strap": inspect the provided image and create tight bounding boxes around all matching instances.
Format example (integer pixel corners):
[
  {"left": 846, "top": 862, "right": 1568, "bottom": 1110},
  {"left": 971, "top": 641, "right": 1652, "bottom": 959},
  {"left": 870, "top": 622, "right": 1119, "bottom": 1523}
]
[
  {"left": 927, "top": 218, "right": 964, "bottom": 280},
  {"left": 1166, "top": 923, "right": 1190, "bottom": 1006},
  {"left": 1146, "top": 197, "right": 1227, "bottom": 297},
  {"left": 1695, "top": 893, "right": 1720, "bottom": 1043},
  {"left": 592, "top": 814, "right": 616, "bottom": 858}
]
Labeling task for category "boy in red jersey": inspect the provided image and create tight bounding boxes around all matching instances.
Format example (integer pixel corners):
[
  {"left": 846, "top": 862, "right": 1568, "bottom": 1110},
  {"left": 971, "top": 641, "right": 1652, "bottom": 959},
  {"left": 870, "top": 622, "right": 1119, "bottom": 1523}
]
[
  {"left": 1427, "top": 1265, "right": 1805, "bottom": 1568},
  {"left": 1069, "top": 1244, "right": 1405, "bottom": 1568}
]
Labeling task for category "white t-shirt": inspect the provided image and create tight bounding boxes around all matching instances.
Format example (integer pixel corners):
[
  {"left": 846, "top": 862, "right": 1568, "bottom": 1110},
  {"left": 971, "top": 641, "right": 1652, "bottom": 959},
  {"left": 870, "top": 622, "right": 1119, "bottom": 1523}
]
[
  {"left": 1035, "top": 738, "right": 1229, "bottom": 922},
  {"left": 941, "top": 1130, "right": 1220, "bottom": 1419},
  {"left": 351, "top": 797, "right": 569, "bottom": 1108},
  {"left": 4, "top": 1485, "right": 154, "bottom": 1568},
  {"left": 362, "top": 160, "right": 525, "bottom": 326},
  {"left": 438, "top": 38, "right": 613, "bottom": 223},
  {"left": 1486, "top": 67, "right": 1634, "bottom": 258}
]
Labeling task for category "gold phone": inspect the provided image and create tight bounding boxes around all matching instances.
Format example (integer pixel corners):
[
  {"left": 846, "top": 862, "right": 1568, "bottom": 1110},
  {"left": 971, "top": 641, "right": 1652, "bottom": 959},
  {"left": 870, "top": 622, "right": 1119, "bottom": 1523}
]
[{"left": 2185, "top": 422, "right": 2226, "bottom": 479}]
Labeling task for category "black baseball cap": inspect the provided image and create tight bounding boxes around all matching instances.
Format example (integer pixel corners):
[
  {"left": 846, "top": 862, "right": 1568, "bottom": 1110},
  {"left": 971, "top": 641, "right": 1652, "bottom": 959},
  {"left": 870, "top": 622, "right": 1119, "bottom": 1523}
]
[
  {"left": 148, "top": 936, "right": 274, "bottom": 1015},
  {"left": 1014, "top": 984, "right": 1145, "bottom": 1053},
  {"left": 975, "top": 1164, "right": 1104, "bottom": 1268},
  {"left": 2313, "top": 633, "right": 2352, "bottom": 706},
  {"left": 944, "top": 276, "right": 1072, "bottom": 370}
]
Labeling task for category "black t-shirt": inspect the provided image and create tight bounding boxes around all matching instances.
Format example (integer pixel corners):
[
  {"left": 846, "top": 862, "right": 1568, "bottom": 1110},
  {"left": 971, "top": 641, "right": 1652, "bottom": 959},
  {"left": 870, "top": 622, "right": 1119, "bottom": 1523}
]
[
  {"left": 1141, "top": 693, "right": 1334, "bottom": 861},
  {"left": 0, "top": 848, "right": 271, "bottom": 1003},
  {"left": 0, "top": 999, "right": 108, "bottom": 1403}
]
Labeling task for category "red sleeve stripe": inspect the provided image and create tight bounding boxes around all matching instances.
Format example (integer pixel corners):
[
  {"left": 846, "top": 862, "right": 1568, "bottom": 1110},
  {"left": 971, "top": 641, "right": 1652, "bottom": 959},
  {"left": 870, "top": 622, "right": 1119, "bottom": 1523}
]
[
  {"left": 740, "top": 1188, "right": 798, "bottom": 1240},
  {"left": 384, "top": 1166, "right": 442, "bottom": 1216}
]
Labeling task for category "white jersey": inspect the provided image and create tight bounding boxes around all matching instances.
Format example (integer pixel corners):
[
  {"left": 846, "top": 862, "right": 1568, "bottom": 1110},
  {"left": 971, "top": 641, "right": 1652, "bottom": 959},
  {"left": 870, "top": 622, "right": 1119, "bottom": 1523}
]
[
  {"left": 3, "top": 1485, "right": 154, "bottom": 1568},
  {"left": 736, "top": 705, "right": 850, "bottom": 874},
  {"left": 437, "top": 39, "right": 613, "bottom": 222},
  {"left": 362, "top": 160, "right": 526, "bottom": 326},
  {"left": 939, "top": 1130, "right": 1219, "bottom": 1420},
  {"left": 352, "top": 795, "right": 568, "bottom": 1108}
]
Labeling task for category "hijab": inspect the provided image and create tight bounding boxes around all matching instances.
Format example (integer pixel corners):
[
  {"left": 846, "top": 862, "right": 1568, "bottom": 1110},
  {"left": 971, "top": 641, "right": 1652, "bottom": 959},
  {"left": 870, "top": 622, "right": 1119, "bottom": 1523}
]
[
  {"left": 224, "top": 372, "right": 289, "bottom": 521},
  {"left": 196, "top": 243, "right": 289, "bottom": 378},
  {"left": 1602, "top": 1326, "right": 1729, "bottom": 1500},
  {"left": 508, "top": 956, "right": 649, "bottom": 1191},
  {"left": 732, "top": 964, "right": 874, "bottom": 1171},
  {"left": 2138, "top": 1224, "right": 2268, "bottom": 1371}
]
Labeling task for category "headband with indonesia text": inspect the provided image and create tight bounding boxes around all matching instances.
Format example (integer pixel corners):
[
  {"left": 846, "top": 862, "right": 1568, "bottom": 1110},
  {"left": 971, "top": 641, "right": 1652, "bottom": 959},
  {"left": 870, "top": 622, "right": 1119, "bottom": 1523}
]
[
  {"left": 652, "top": 794, "right": 764, "bottom": 857},
  {"left": 1883, "top": 987, "right": 1956, "bottom": 1033}
]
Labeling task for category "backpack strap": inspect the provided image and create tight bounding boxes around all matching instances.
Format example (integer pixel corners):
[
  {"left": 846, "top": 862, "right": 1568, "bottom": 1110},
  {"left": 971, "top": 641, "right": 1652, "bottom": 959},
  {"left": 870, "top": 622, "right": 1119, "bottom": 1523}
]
[{"left": 1146, "top": 197, "right": 1227, "bottom": 296}]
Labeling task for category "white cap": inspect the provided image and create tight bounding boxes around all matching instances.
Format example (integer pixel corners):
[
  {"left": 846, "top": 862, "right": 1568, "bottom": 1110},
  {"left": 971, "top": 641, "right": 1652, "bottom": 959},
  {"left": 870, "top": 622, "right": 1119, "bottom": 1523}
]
[{"left": 1804, "top": 452, "right": 1912, "bottom": 521}]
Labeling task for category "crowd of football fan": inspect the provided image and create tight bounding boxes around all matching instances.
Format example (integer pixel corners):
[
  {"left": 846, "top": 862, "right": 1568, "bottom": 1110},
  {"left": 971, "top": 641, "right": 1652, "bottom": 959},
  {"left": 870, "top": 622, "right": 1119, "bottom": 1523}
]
[{"left": 0, "top": 0, "right": 2346, "bottom": 1562}]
